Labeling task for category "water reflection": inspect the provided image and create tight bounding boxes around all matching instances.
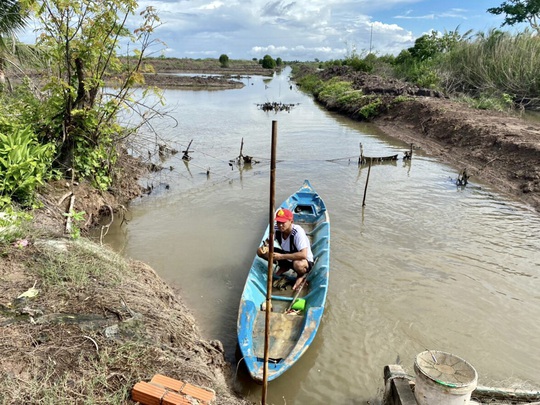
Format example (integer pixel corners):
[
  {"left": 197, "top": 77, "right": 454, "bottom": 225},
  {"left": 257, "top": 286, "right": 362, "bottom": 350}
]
[{"left": 99, "top": 67, "right": 540, "bottom": 404}]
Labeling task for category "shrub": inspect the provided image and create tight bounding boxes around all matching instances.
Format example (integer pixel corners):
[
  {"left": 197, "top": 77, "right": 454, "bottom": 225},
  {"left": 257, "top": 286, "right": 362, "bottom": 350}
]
[
  {"left": 0, "top": 123, "right": 55, "bottom": 208},
  {"left": 317, "top": 79, "right": 353, "bottom": 104},
  {"left": 295, "top": 74, "right": 324, "bottom": 94},
  {"left": 358, "top": 98, "right": 383, "bottom": 119}
]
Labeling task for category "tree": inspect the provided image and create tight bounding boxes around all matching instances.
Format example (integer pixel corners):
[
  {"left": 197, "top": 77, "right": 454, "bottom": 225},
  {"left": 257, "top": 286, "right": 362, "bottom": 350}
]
[
  {"left": 219, "top": 53, "right": 229, "bottom": 68},
  {"left": 487, "top": 0, "right": 540, "bottom": 33},
  {"left": 407, "top": 28, "right": 473, "bottom": 61},
  {"left": 276, "top": 57, "right": 282, "bottom": 67},
  {"left": 0, "top": 1, "right": 27, "bottom": 35},
  {"left": 30, "top": 0, "right": 163, "bottom": 189},
  {"left": 261, "top": 54, "right": 276, "bottom": 69},
  {"left": 0, "top": 0, "right": 31, "bottom": 88}
]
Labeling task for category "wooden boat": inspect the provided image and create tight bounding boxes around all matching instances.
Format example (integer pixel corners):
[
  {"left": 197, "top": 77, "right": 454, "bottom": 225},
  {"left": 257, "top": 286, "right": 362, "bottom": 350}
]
[
  {"left": 358, "top": 142, "right": 399, "bottom": 165},
  {"left": 237, "top": 180, "right": 330, "bottom": 382}
]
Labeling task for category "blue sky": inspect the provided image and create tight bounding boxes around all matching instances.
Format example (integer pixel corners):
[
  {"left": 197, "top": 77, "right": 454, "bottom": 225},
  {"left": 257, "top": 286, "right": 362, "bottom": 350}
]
[{"left": 22, "top": 0, "right": 525, "bottom": 61}]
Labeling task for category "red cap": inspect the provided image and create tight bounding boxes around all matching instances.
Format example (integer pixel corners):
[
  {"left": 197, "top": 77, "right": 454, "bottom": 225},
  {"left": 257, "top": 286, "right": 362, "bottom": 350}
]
[{"left": 275, "top": 208, "right": 293, "bottom": 222}]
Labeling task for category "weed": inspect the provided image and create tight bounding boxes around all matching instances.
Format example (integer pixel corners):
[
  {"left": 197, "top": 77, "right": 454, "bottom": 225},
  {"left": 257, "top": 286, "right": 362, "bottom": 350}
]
[
  {"left": 358, "top": 98, "right": 383, "bottom": 119},
  {"left": 63, "top": 209, "right": 87, "bottom": 239}
]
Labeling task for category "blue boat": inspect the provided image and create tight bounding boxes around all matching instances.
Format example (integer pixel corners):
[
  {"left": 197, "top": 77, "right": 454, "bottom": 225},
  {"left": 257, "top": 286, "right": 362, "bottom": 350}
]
[{"left": 237, "top": 180, "right": 330, "bottom": 382}]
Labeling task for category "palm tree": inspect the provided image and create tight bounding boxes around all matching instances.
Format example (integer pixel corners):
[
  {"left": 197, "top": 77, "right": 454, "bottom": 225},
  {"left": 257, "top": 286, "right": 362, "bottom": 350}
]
[{"left": 0, "top": 0, "right": 31, "bottom": 89}]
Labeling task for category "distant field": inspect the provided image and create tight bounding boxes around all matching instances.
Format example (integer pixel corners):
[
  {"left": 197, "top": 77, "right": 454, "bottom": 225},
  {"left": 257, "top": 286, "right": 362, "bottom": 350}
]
[{"left": 140, "top": 57, "right": 275, "bottom": 76}]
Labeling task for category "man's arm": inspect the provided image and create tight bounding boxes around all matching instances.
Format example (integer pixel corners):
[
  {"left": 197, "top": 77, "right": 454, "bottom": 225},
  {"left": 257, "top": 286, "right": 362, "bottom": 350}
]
[
  {"left": 273, "top": 247, "right": 307, "bottom": 262},
  {"left": 257, "top": 240, "right": 285, "bottom": 259}
]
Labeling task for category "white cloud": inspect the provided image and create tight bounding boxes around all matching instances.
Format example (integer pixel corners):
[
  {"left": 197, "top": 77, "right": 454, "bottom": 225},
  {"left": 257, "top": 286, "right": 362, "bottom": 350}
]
[
  {"left": 394, "top": 13, "right": 436, "bottom": 20},
  {"left": 19, "top": 0, "right": 508, "bottom": 61}
]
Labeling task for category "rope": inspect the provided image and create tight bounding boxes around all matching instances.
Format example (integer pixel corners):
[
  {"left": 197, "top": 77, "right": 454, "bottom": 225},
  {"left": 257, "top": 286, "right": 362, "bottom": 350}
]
[
  {"left": 170, "top": 140, "right": 372, "bottom": 165},
  {"left": 326, "top": 155, "right": 359, "bottom": 162},
  {"left": 235, "top": 356, "right": 245, "bottom": 379},
  {"left": 142, "top": 140, "right": 407, "bottom": 194}
]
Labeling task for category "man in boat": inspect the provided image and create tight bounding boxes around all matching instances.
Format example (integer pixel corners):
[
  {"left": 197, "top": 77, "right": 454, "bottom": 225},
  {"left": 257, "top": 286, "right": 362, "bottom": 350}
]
[{"left": 256, "top": 208, "right": 314, "bottom": 291}]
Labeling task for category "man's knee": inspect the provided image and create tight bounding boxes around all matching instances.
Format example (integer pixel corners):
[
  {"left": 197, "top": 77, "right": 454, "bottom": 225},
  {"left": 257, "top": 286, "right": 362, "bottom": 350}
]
[{"left": 293, "top": 260, "right": 309, "bottom": 274}]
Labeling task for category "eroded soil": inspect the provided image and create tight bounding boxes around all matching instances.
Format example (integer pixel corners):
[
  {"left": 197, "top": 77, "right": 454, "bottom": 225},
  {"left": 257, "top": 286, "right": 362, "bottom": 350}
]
[
  {"left": 311, "top": 66, "right": 540, "bottom": 213},
  {"left": 0, "top": 240, "right": 249, "bottom": 404},
  {"left": 374, "top": 97, "right": 540, "bottom": 213}
]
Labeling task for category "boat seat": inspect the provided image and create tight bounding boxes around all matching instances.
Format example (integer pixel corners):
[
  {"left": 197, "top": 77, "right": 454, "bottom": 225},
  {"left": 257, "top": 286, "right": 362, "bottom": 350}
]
[{"left": 270, "top": 295, "right": 293, "bottom": 302}]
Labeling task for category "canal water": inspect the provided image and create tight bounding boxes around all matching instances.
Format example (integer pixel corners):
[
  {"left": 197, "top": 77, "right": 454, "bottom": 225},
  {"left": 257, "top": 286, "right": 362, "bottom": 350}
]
[{"left": 100, "top": 67, "right": 540, "bottom": 404}]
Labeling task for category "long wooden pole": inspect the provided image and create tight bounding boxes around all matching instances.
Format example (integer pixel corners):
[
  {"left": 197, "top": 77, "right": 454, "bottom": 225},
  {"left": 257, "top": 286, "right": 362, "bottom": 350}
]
[
  {"left": 262, "top": 120, "right": 278, "bottom": 404},
  {"left": 362, "top": 159, "right": 372, "bottom": 206}
]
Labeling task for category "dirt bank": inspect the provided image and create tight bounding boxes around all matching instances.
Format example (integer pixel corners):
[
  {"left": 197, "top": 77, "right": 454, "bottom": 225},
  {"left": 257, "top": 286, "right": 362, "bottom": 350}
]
[
  {"left": 304, "top": 66, "right": 540, "bottom": 213},
  {"left": 141, "top": 73, "right": 245, "bottom": 89},
  {"left": 374, "top": 98, "right": 540, "bottom": 213},
  {"left": 0, "top": 151, "right": 251, "bottom": 404},
  {"left": 0, "top": 238, "right": 250, "bottom": 405}
]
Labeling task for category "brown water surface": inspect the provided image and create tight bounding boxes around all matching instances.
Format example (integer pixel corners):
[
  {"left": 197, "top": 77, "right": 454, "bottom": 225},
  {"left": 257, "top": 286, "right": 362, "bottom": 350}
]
[{"left": 99, "top": 67, "right": 540, "bottom": 404}]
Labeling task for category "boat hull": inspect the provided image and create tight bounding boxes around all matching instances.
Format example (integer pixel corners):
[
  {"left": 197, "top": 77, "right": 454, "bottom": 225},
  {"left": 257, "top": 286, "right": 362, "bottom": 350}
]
[{"left": 237, "top": 180, "right": 330, "bottom": 382}]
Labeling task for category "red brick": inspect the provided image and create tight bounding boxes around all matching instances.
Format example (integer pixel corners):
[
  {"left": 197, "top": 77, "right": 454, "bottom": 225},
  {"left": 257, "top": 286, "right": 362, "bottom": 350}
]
[
  {"left": 131, "top": 381, "right": 166, "bottom": 405},
  {"left": 162, "top": 391, "right": 192, "bottom": 405},
  {"left": 180, "top": 384, "right": 215, "bottom": 404},
  {"left": 150, "top": 374, "right": 216, "bottom": 404},
  {"left": 151, "top": 374, "right": 185, "bottom": 391}
]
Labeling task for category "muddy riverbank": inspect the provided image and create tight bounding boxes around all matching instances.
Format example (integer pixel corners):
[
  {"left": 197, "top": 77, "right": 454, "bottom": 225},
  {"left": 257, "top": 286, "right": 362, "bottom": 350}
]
[{"left": 300, "top": 66, "right": 540, "bottom": 213}]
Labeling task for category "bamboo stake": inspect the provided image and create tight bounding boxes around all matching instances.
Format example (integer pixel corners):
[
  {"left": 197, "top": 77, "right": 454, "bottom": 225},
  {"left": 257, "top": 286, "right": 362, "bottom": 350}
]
[
  {"left": 65, "top": 195, "right": 75, "bottom": 234},
  {"left": 262, "top": 120, "right": 278, "bottom": 404},
  {"left": 362, "top": 159, "right": 372, "bottom": 206},
  {"left": 358, "top": 142, "right": 364, "bottom": 165}
]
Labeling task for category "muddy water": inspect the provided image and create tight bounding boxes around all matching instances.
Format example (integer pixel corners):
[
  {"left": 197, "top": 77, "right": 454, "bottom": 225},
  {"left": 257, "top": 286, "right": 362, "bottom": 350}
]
[{"left": 99, "top": 67, "right": 540, "bottom": 404}]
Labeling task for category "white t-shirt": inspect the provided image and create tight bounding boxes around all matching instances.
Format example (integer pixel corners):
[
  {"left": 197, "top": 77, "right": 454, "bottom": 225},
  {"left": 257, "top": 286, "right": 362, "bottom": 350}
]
[{"left": 275, "top": 224, "right": 314, "bottom": 262}]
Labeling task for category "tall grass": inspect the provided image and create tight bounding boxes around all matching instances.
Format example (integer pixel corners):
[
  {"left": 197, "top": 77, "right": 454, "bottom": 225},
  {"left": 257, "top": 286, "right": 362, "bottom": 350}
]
[{"left": 438, "top": 30, "right": 540, "bottom": 108}]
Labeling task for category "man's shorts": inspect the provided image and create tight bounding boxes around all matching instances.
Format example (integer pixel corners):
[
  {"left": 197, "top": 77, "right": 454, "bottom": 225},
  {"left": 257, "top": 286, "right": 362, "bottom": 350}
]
[{"left": 277, "top": 259, "right": 314, "bottom": 273}]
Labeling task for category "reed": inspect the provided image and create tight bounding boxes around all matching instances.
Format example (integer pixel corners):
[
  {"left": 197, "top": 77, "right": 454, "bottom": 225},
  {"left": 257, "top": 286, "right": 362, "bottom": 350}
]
[{"left": 438, "top": 30, "right": 540, "bottom": 108}]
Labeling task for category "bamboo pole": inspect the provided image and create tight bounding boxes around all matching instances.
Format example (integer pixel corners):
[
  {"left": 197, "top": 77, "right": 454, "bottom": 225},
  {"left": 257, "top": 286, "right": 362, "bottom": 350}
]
[
  {"left": 362, "top": 159, "right": 372, "bottom": 206},
  {"left": 262, "top": 120, "right": 278, "bottom": 404}
]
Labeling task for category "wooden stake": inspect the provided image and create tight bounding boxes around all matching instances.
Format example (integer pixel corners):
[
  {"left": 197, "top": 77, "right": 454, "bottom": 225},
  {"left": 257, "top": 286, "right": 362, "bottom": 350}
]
[
  {"left": 182, "top": 139, "right": 193, "bottom": 161},
  {"left": 362, "top": 159, "right": 372, "bottom": 207},
  {"left": 262, "top": 120, "right": 278, "bottom": 404},
  {"left": 65, "top": 195, "right": 75, "bottom": 234},
  {"left": 239, "top": 137, "right": 244, "bottom": 159}
]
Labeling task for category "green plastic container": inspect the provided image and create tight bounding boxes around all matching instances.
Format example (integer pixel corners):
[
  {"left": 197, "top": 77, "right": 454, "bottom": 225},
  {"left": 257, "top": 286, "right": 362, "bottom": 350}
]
[{"left": 291, "top": 298, "right": 306, "bottom": 311}]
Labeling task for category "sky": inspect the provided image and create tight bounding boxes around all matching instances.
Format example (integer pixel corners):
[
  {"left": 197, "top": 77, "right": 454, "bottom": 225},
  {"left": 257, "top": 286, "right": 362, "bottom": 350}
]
[{"left": 21, "top": 0, "right": 524, "bottom": 61}]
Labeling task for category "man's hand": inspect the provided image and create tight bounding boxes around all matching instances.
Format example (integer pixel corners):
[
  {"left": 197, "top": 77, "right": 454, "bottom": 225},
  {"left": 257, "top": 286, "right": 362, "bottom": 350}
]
[
  {"left": 293, "top": 275, "right": 307, "bottom": 291},
  {"left": 257, "top": 240, "right": 269, "bottom": 258}
]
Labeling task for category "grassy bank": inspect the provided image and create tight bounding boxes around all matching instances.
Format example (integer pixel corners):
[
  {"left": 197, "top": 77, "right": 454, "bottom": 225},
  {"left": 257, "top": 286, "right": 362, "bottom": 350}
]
[{"left": 0, "top": 221, "right": 250, "bottom": 404}]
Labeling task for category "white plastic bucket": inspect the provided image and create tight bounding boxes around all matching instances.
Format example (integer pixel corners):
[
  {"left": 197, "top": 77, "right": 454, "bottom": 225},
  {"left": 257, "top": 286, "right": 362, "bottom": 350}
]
[{"left": 414, "top": 350, "right": 477, "bottom": 405}]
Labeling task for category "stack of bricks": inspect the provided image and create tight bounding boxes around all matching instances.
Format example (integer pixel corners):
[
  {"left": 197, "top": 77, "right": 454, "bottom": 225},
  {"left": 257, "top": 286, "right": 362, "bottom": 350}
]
[{"left": 132, "top": 374, "right": 215, "bottom": 405}]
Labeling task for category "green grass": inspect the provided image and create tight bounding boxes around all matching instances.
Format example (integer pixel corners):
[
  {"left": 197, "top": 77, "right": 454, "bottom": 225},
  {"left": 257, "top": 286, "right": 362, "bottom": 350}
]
[{"left": 31, "top": 239, "right": 126, "bottom": 289}]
